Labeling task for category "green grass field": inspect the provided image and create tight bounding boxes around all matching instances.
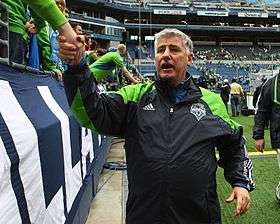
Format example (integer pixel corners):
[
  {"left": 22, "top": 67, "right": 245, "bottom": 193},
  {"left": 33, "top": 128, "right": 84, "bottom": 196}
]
[
  {"left": 217, "top": 115, "right": 279, "bottom": 223},
  {"left": 230, "top": 115, "right": 272, "bottom": 152},
  {"left": 217, "top": 157, "right": 280, "bottom": 224}
]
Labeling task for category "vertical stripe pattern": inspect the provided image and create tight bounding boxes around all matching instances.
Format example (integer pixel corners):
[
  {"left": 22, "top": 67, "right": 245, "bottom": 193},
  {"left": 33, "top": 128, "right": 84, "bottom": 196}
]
[
  {"left": 0, "top": 81, "right": 45, "bottom": 223},
  {"left": 38, "top": 86, "right": 83, "bottom": 213}
]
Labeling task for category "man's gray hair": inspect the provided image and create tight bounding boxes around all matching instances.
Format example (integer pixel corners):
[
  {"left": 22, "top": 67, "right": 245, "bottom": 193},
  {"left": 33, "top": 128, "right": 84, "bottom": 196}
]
[{"left": 154, "top": 29, "right": 193, "bottom": 54}]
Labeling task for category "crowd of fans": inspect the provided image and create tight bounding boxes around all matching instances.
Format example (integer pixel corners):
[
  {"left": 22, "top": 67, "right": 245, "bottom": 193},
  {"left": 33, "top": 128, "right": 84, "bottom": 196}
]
[
  {"left": 3, "top": 0, "right": 278, "bottom": 94},
  {"left": 4, "top": 0, "right": 144, "bottom": 91},
  {"left": 194, "top": 46, "right": 280, "bottom": 61}
]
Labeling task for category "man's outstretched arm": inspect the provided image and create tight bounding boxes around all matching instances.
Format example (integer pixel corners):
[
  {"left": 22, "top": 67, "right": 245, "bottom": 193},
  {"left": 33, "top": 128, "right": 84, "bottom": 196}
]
[
  {"left": 25, "top": 0, "right": 83, "bottom": 64},
  {"left": 121, "top": 67, "right": 139, "bottom": 84}
]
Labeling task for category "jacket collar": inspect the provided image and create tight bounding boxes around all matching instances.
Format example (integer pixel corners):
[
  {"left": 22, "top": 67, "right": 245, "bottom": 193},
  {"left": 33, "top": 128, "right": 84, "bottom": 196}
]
[{"left": 155, "top": 73, "right": 202, "bottom": 104}]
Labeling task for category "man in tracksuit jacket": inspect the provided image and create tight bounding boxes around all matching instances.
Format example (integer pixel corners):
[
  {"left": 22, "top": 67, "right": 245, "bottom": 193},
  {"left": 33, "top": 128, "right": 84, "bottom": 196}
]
[
  {"left": 253, "top": 72, "right": 280, "bottom": 201},
  {"left": 61, "top": 29, "right": 254, "bottom": 224}
]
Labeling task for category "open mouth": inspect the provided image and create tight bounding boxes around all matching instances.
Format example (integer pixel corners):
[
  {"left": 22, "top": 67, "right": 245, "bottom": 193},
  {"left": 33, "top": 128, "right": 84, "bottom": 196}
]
[{"left": 161, "top": 63, "right": 174, "bottom": 70}]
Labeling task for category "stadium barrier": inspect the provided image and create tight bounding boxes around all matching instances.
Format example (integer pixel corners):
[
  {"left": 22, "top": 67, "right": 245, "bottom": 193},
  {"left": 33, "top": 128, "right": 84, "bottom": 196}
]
[
  {"left": 0, "top": 2, "right": 9, "bottom": 61},
  {"left": 0, "top": 63, "right": 111, "bottom": 224}
]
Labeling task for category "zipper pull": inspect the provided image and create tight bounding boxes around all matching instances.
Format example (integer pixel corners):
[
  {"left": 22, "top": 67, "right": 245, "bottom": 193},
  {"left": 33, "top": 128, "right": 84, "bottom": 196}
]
[{"left": 169, "top": 107, "right": 174, "bottom": 114}]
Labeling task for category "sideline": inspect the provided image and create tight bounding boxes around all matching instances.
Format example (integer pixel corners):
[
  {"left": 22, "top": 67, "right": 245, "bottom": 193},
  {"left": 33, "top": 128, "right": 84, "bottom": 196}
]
[
  {"left": 248, "top": 150, "right": 276, "bottom": 156},
  {"left": 216, "top": 150, "right": 276, "bottom": 159}
]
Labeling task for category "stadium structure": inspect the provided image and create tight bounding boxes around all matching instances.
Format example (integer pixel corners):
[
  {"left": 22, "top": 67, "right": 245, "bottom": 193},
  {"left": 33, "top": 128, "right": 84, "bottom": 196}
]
[{"left": 68, "top": 0, "right": 280, "bottom": 92}]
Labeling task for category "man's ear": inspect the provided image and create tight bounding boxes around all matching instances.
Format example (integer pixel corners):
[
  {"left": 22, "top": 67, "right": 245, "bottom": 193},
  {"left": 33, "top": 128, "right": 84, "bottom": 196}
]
[{"left": 186, "top": 53, "right": 193, "bottom": 66}]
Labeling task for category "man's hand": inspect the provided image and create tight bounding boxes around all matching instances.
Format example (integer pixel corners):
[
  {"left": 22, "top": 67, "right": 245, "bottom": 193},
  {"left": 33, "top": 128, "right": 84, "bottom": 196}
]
[
  {"left": 58, "top": 35, "right": 85, "bottom": 65},
  {"left": 58, "top": 23, "right": 85, "bottom": 65},
  {"left": 121, "top": 67, "right": 140, "bottom": 84},
  {"left": 226, "top": 187, "right": 251, "bottom": 217},
  {"left": 129, "top": 74, "right": 140, "bottom": 84},
  {"left": 255, "top": 139, "right": 265, "bottom": 153}
]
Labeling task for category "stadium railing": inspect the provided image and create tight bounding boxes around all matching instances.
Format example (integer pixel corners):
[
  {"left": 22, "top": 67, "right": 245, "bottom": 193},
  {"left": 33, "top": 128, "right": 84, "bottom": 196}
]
[{"left": 0, "top": 2, "right": 9, "bottom": 62}]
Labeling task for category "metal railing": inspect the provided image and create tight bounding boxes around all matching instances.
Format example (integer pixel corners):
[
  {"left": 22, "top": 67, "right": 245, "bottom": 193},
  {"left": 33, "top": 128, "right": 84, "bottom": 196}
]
[
  {"left": 0, "top": 3, "right": 57, "bottom": 77},
  {"left": 0, "top": 2, "right": 9, "bottom": 63}
]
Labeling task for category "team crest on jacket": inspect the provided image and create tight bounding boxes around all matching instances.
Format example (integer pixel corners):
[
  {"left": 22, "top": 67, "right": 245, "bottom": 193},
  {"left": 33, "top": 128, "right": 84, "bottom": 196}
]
[{"left": 190, "top": 103, "right": 206, "bottom": 121}]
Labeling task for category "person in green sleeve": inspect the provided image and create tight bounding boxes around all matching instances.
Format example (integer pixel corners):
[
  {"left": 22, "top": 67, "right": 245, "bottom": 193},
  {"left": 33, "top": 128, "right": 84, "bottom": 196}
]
[
  {"left": 89, "top": 44, "right": 139, "bottom": 84},
  {"left": 3, "top": 0, "right": 29, "bottom": 63},
  {"left": 35, "top": 0, "right": 67, "bottom": 80},
  {"left": 25, "top": 0, "right": 84, "bottom": 65},
  {"left": 37, "top": 25, "right": 63, "bottom": 80},
  {"left": 4, "top": 0, "right": 83, "bottom": 64}
]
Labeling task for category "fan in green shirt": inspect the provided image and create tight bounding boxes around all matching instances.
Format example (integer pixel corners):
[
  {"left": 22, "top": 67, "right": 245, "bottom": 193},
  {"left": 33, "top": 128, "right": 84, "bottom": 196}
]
[
  {"left": 4, "top": 0, "right": 67, "bottom": 40},
  {"left": 26, "top": 0, "right": 83, "bottom": 65},
  {"left": 3, "top": 0, "right": 81, "bottom": 64},
  {"left": 90, "top": 44, "right": 139, "bottom": 84}
]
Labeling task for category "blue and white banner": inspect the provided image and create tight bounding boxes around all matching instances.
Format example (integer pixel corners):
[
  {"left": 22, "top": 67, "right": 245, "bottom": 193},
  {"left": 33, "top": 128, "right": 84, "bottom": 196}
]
[{"left": 0, "top": 64, "right": 107, "bottom": 224}]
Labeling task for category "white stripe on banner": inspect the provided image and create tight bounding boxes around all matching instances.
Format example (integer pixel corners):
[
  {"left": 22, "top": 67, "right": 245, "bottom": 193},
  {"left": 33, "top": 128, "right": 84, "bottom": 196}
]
[
  {"left": 44, "top": 187, "right": 65, "bottom": 224},
  {"left": 0, "top": 137, "right": 22, "bottom": 224},
  {"left": 89, "top": 131, "right": 94, "bottom": 162},
  {"left": 0, "top": 81, "right": 45, "bottom": 223},
  {"left": 38, "top": 86, "right": 82, "bottom": 212},
  {"left": 81, "top": 128, "right": 94, "bottom": 178},
  {"left": 98, "top": 135, "right": 102, "bottom": 147}
]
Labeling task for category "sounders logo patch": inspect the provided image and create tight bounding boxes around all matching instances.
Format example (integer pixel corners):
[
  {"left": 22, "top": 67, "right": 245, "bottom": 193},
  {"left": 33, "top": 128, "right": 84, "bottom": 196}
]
[{"left": 190, "top": 103, "right": 206, "bottom": 121}]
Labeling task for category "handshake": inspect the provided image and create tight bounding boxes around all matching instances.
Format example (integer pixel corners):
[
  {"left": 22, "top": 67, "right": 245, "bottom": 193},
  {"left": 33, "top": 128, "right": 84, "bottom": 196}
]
[
  {"left": 58, "top": 35, "right": 85, "bottom": 66},
  {"left": 57, "top": 23, "right": 86, "bottom": 66}
]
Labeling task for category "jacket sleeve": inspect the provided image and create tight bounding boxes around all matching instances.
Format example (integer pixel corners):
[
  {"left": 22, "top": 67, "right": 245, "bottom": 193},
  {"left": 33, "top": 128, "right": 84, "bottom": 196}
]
[
  {"left": 30, "top": 8, "right": 47, "bottom": 32},
  {"left": 252, "top": 86, "right": 261, "bottom": 108},
  {"left": 36, "top": 25, "right": 58, "bottom": 72},
  {"left": 253, "top": 79, "right": 273, "bottom": 140},
  {"left": 63, "top": 64, "right": 129, "bottom": 137},
  {"left": 24, "top": 0, "right": 67, "bottom": 30},
  {"left": 200, "top": 88, "right": 254, "bottom": 191},
  {"left": 217, "top": 126, "right": 255, "bottom": 191}
]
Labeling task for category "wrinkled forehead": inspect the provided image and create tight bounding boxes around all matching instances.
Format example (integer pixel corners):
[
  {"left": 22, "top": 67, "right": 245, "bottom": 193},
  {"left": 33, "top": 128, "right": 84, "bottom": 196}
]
[
  {"left": 156, "top": 36, "right": 187, "bottom": 52},
  {"left": 156, "top": 35, "right": 182, "bottom": 44}
]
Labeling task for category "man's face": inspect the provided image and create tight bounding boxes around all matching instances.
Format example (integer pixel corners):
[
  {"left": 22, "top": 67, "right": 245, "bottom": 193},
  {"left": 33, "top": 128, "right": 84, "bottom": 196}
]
[{"left": 155, "top": 36, "right": 193, "bottom": 86}]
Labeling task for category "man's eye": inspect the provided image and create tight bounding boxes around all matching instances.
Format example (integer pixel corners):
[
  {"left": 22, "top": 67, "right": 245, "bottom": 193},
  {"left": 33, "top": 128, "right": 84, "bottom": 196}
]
[
  {"left": 170, "top": 47, "right": 180, "bottom": 52},
  {"left": 157, "top": 48, "right": 165, "bottom": 53}
]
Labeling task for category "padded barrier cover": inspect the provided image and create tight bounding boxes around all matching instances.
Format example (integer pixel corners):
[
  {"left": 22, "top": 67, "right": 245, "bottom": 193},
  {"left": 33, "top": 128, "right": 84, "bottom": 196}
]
[{"left": 0, "top": 63, "right": 111, "bottom": 224}]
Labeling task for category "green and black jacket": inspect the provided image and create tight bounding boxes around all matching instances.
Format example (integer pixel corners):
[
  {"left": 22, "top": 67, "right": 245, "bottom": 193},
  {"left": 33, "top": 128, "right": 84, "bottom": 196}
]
[
  {"left": 253, "top": 73, "right": 280, "bottom": 148},
  {"left": 64, "top": 65, "right": 254, "bottom": 224}
]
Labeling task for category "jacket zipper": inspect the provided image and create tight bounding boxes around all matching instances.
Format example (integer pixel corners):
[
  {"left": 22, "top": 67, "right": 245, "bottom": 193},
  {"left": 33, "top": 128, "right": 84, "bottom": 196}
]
[
  {"left": 168, "top": 106, "right": 174, "bottom": 152},
  {"left": 162, "top": 105, "right": 174, "bottom": 221}
]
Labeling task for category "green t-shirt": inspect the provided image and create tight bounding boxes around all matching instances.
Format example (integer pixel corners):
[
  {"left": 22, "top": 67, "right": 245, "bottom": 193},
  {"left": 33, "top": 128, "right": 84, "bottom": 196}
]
[
  {"left": 3, "top": 0, "right": 27, "bottom": 36},
  {"left": 89, "top": 51, "right": 124, "bottom": 81},
  {"left": 3, "top": 0, "right": 67, "bottom": 37}
]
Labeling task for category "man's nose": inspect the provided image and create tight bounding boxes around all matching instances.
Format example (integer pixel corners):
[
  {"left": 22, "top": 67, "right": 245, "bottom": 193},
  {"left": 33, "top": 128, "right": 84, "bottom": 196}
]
[{"left": 162, "top": 48, "right": 171, "bottom": 60}]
